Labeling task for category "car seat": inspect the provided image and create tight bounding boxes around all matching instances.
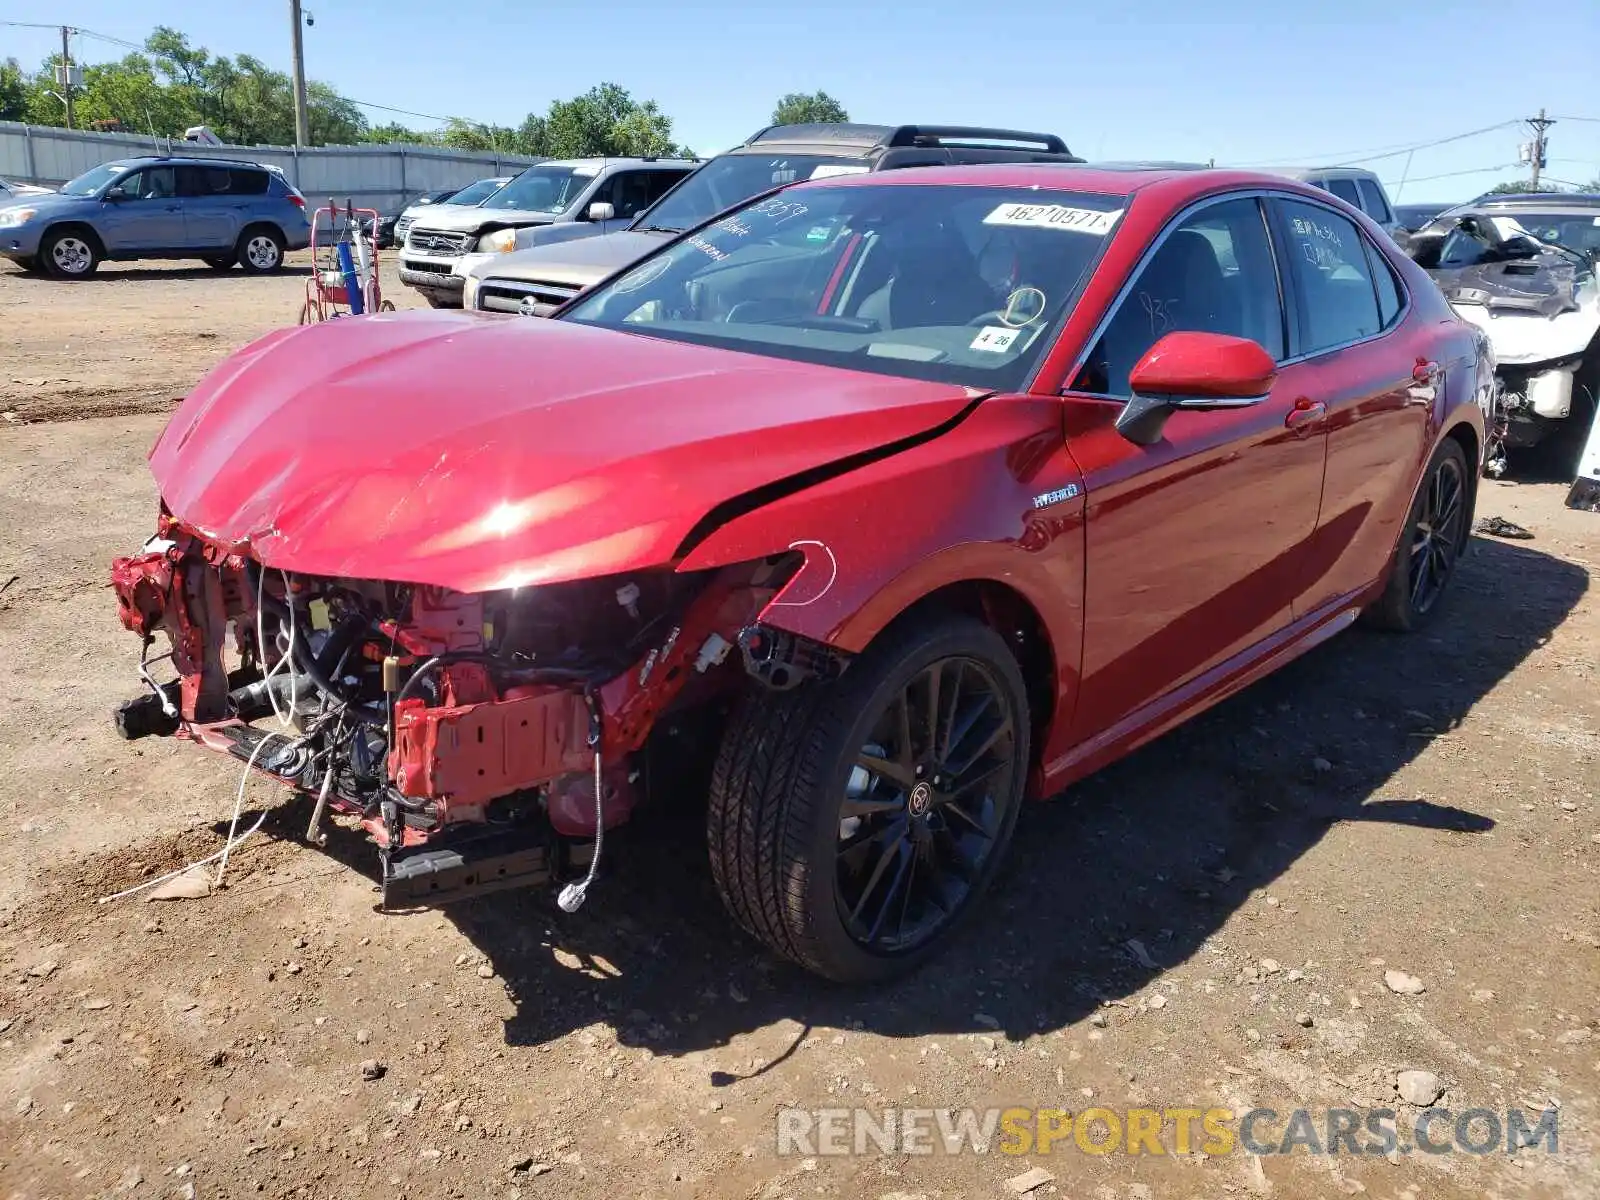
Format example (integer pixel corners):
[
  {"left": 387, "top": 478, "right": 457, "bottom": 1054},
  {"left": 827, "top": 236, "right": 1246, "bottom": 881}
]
[
  {"left": 853, "top": 220, "right": 998, "bottom": 330},
  {"left": 1099, "top": 228, "right": 1241, "bottom": 393}
]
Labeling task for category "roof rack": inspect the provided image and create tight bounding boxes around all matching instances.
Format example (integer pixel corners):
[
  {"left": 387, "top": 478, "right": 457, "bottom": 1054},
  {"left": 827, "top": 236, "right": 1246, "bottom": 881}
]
[
  {"left": 886, "top": 125, "right": 1070, "bottom": 155},
  {"left": 742, "top": 122, "right": 1073, "bottom": 157}
]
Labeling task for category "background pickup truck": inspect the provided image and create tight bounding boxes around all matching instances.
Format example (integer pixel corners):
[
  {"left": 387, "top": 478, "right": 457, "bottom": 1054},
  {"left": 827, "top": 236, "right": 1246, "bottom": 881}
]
[{"left": 398, "top": 157, "right": 694, "bottom": 307}]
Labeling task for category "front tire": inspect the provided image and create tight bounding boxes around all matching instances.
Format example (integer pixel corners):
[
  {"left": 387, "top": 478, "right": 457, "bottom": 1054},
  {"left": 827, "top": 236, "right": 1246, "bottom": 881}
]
[
  {"left": 708, "top": 615, "right": 1030, "bottom": 983},
  {"left": 1365, "top": 438, "right": 1471, "bottom": 631},
  {"left": 39, "top": 229, "right": 100, "bottom": 279},
  {"left": 236, "top": 227, "right": 285, "bottom": 273}
]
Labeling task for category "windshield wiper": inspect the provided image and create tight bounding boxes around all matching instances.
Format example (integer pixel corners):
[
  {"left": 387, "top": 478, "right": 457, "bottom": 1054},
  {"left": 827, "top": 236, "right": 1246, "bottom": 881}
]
[{"left": 635, "top": 224, "right": 685, "bottom": 234}]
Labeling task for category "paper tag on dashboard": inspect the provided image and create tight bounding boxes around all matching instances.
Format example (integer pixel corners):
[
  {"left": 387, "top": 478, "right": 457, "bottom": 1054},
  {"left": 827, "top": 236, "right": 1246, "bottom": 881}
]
[{"left": 970, "top": 326, "right": 1020, "bottom": 353}]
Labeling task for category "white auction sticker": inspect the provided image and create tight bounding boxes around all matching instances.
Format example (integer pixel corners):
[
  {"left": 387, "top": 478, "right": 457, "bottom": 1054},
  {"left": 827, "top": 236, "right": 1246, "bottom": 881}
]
[
  {"left": 810, "top": 164, "right": 869, "bottom": 179},
  {"left": 983, "top": 203, "right": 1123, "bottom": 235},
  {"left": 970, "top": 326, "right": 1020, "bottom": 353}
]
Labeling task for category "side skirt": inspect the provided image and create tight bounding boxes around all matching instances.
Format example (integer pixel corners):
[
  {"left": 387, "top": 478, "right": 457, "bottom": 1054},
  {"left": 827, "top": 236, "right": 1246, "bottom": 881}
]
[{"left": 1040, "top": 589, "right": 1375, "bottom": 795}]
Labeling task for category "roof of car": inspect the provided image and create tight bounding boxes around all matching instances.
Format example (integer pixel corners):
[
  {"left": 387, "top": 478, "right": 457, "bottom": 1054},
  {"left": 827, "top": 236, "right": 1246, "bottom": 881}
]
[
  {"left": 104, "top": 154, "right": 274, "bottom": 171},
  {"left": 532, "top": 157, "right": 697, "bottom": 170},
  {"left": 1261, "top": 166, "right": 1384, "bottom": 181},
  {"left": 788, "top": 162, "right": 1309, "bottom": 199},
  {"left": 1470, "top": 191, "right": 1600, "bottom": 209}
]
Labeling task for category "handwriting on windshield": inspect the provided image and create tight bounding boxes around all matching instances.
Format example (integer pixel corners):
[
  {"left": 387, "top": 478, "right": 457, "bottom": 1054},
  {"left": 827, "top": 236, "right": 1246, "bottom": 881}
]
[
  {"left": 688, "top": 235, "right": 728, "bottom": 262},
  {"left": 750, "top": 197, "right": 810, "bottom": 226}
]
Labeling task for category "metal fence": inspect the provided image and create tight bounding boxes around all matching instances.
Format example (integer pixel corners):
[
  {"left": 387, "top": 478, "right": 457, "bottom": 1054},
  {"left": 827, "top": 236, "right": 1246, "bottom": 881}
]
[{"left": 0, "top": 122, "right": 542, "bottom": 211}]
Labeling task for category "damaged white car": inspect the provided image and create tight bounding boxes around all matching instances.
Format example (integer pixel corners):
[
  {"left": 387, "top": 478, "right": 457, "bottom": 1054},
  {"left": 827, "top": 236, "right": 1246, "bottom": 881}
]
[{"left": 1409, "top": 195, "right": 1600, "bottom": 474}]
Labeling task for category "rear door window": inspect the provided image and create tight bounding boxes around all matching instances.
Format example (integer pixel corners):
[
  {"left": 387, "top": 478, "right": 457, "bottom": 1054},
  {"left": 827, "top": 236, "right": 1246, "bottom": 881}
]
[
  {"left": 1365, "top": 240, "right": 1404, "bottom": 329},
  {"left": 1325, "top": 178, "right": 1363, "bottom": 209},
  {"left": 1275, "top": 198, "right": 1381, "bottom": 353},
  {"left": 1355, "top": 177, "right": 1393, "bottom": 223},
  {"left": 229, "top": 168, "right": 269, "bottom": 195}
]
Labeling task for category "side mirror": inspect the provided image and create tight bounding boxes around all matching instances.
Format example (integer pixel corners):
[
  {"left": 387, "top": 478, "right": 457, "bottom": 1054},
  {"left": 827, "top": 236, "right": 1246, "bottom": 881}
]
[
  {"left": 1116, "top": 331, "right": 1277, "bottom": 446},
  {"left": 1456, "top": 215, "right": 1483, "bottom": 237},
  {"left": 104, "top": 185, "right": 130, "bottom": 202},
  {"left": 586, "top": 201, "right": 616, "bottom": 222}
]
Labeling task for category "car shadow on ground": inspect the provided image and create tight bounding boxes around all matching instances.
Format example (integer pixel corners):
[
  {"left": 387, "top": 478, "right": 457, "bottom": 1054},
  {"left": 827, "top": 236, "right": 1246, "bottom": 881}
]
[{"left": 233, "top": 536, "right": 1587, "bottom": 1079}]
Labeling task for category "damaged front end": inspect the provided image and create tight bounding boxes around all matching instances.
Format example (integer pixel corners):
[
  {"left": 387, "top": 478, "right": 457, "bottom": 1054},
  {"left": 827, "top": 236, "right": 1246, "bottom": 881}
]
[
  {"left": 109, "top": 512, "right": 816, "bottom": 908},
  {"left": 1411, "top": 216, "right": 1600, "bottom": 467}
]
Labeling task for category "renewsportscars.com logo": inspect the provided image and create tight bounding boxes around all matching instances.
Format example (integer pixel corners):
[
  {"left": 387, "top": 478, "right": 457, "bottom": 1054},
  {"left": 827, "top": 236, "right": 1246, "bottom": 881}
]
[{"left": 775, "top": 1106, "right": 1560, "bottom": 1158}]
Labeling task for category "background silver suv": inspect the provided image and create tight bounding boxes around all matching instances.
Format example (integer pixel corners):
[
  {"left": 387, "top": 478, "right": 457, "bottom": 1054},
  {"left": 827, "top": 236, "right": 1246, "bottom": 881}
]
[{"left": 398, "top": 157, "right": 694, "bottom": 306}]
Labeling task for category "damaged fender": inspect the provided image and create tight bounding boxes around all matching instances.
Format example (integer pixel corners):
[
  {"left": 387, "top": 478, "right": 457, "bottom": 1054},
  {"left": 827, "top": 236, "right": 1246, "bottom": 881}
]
[{"left": 678, "top": 396, "right": 1086, "bottom": 766}]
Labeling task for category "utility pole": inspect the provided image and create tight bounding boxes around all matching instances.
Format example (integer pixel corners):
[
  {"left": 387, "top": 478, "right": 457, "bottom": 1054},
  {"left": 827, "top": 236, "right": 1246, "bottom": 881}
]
[
  {"left": 59, "top": 26, "right": 75, "bottom": 130},
  {"left": 1527, "top": 108, "right": 1555, "bottom": 189},
  {"left": 288, "top": 0, "right": 311, "bottom": 148}
]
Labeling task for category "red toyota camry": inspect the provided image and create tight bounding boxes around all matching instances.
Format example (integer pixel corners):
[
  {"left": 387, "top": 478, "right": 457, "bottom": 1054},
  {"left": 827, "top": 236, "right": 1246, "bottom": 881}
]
[{"left": 111, "top": 164, "right": 1490, "bottom": 982}]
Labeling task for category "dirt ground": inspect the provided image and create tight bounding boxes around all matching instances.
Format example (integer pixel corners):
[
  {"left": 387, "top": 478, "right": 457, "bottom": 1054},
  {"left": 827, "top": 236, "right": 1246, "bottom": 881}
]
[{"left": 0, "top": 255, "right": 1596, "bottom": 1200}]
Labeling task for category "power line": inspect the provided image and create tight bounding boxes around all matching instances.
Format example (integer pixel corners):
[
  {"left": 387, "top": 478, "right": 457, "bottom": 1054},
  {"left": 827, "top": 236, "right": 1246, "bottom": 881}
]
[
  {"left": 1226, "top": 120, "right": 1519, "bottom": 169},
  {"left": 1379, "top": 162, "right": 1521, "bottom": 188},
  {"left": 345, "top": 98, "right": 460, "bottom": 126},
  {"left": 1330, "top": 121, "right": 1521, "bottom": 167},
  {"left": 70, "top": 26, "right": 144, "bottom": 52}
]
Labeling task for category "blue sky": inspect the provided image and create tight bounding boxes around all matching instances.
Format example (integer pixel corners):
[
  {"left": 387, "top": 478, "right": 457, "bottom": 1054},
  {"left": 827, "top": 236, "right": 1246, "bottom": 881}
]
[{"left": 8, "top": 0, "right": 1600, "bottom": 202}]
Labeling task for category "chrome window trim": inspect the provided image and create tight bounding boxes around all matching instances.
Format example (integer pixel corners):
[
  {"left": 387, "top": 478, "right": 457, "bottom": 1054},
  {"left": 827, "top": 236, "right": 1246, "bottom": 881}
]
[{"left": 1062, "top": 187, "right": 1412, "bottom": 396}]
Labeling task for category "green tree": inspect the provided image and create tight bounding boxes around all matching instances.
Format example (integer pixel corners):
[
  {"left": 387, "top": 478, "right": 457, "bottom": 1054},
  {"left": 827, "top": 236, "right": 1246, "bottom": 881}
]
[
  {"left": 1485, "top": 179, "right": 1563, "bottom": 195},
  {"left": 0, "top": 57, "right": 29, "bottom": 122},
  {"left": 771, "top": 90, "right": 848, "bottom": 126},
  {"left": 307, "top": 81, "right": 367, "bottom": 145},
  {"left": 363, "top": 121, "right": 440, "bottom": 146},
  {"left": 544, "top": 82, "right": 636, "bottom": 157},
  {"left": 514, "top": 112, "right": 549, "bottom": 156},
  {"left": 73, "top": 54, "right": 197, "bottom": 136},
  {"left": 611, "top": 100, "right": 678, "bottom": 156}
]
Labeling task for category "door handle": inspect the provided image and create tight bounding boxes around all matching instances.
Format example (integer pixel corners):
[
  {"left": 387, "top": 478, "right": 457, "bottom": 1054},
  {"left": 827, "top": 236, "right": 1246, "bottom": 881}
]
[
  {"left": 1285, "top": 398, "right": 1327, "bottom": 433},
  {"left": 1409, "top": 359, "right": 1440, "bottom": 405},
  {"left": 165, "top": 205, "right": 182, "bottom": 212}
]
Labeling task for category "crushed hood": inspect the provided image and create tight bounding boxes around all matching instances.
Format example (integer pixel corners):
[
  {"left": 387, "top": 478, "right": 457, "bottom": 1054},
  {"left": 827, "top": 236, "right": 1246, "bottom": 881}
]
[
  {"left": 1430, "top": 253, "right": 1589, "bottom": 319},
  {"left": 1425, "top": 245, "right": 1600, "bottom": 366},
  {"left": 151, "top": 311, "right": 977, "bottom": 592},
  {"left": 1414, "top": 219, "right": 1600, "bottom": 364}
]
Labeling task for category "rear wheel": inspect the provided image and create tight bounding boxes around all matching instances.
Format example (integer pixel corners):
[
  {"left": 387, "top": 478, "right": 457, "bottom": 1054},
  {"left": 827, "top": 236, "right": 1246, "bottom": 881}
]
[
  {"left": 39, "top": 229, "right": 100, "bottom": 279},
  {"left": 707, "top": 614, "right": 1029, "bottom": 982},
  {"left": 1365, "top": 438, "right": 1471, "bottom": 631},
  {"left": 236, "top": 227, "right": 285, "bottom": 273}
]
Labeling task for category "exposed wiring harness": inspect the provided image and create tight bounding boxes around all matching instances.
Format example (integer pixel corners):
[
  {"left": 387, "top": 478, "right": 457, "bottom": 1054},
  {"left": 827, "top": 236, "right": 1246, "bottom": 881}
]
[{"left": 556, "top": 688, "right": 606, "bottom": 913}]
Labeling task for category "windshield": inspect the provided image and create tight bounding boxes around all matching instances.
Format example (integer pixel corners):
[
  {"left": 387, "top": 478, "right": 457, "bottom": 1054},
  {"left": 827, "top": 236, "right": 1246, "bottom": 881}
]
[
  {"left": 60, "top": 163, "right": 127, "bottom": 197},
  {"left": 566, "top": 183, "right": 1124, "bottom": 390},
  {"left": 444, "top": 178, "right": 504, "bottom": 207},
  {"left": 1438, "top": 213, "right": 1600, "bottom": 268},
  {"left": 1490, "top": 211, "right": 1600, "bottom": 255},
  {"left": 481, "top": 164, "right": 596, "bottom": 214},
  {"left": 634, "top": 154, "right": 867, "bottom": 233}
]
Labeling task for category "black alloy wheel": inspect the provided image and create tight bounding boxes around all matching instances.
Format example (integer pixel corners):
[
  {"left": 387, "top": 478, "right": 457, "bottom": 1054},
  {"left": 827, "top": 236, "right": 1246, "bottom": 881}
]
[
  {"left": 837, "top": 656, "right": 1020, "bottom": 954},
  {"left": 708, "top": 614, "right": 1030, "bottom": 982},
  {"left": 1407, "top": 450, "right": 1467, "bottom": 616}
]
